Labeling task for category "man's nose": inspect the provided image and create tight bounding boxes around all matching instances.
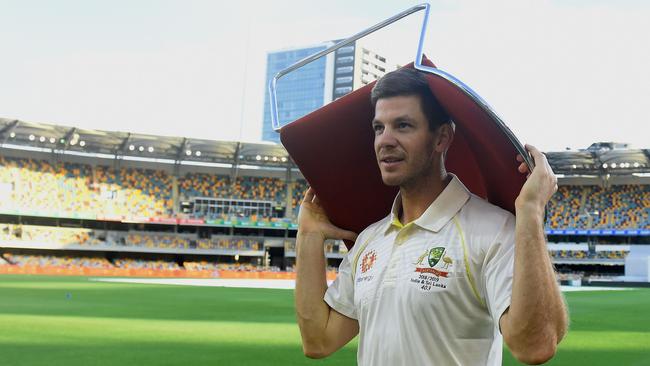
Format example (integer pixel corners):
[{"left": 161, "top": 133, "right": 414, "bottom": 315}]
[{"left": 375, "top": 127, "right": 398, "bottom": 149}]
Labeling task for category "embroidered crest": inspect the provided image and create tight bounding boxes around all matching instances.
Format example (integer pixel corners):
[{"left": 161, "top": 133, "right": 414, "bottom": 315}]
[
  {"left": 427, "top": 247, "right": 445, "bottom": 267},
  {"left": 411, "top": 245, "right": 454, "bottom": 292},
  {"left": 360, "top": 250, "right": 377, "bottom": 274}
]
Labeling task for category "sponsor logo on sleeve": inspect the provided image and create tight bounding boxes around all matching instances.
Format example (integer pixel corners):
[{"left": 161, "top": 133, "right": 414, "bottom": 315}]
[
  {"left": 357, "top": 250, "right": 377, "bottom": 284},
  {"left": 361, "top": 250, "right": 377, "bottom": 274}
]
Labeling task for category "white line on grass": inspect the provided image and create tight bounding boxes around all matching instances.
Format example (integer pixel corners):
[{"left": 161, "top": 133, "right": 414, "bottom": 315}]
[{"left": 89, "top": 278, "right": 634, "bottom": 291}]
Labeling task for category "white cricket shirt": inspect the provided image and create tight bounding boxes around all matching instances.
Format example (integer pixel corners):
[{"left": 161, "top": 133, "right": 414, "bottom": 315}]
[{"left": 324, "top": 174, "right": 516, "bottom": 365}]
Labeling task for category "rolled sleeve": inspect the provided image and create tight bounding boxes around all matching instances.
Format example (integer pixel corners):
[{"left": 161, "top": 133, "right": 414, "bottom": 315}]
[
  {"left": 324, "top": 251, "right": 357, "bottom": 319},
  {"left": 482, "top": 213, "right": 516, "bottom": 330}
]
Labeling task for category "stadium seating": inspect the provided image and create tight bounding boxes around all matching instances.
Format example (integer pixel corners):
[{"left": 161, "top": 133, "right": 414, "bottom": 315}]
[
  {"left": 196, "top": 237, "right": 263, "bottom": 251},
  {"left": 183, "top": 260, "right": 221, "bottom": 271},
  {"left": 179, "top": 173, "right": 230, "bottom": 200},
  {"left": 232, "top": 176, "right": 286, "bottom": 202},
  {"left": 548, "top": 248, "right": 630, "bottom": 260},
  {"left": 0, "top": 224, "right": 269, "bottom": 253},
  {"left": 113, "top": 258, "right": 181, "bottom": 270},
  {"left": 2, "top": 156, "right": 649, "bottom": 229},
  {"left": 547, "top": 184, "right": 650, "bottom": 229},
  {"left": 0, "top": 224, "right": 102, "bottom": 246},
  {"left": 0, "top": 157, "right": 297, "bottom": 221},
  {"left": 7, "top": 151, "right": 646, "bottom": 279},
  {"left": 0, "top": 157, "right": 173, "bottom": 218},
  {"left": 284, "top": 238, "right": 348, "bottom": 254},
  {"left": 291, "top": 179, "right": 309, "bottom": 216},
  {"left": 124, "top": 232, "right": 191, "bottom": 249},
  {"left": 549, "top": 250, "right": 589, "bottom": 259},
  {"left": 0, "top": 254, "right": 273, "bottom": 272},
  {"left": 182, "top": 261, "right": 274, "bottom": 272},
  {"left": 546, "top": 186, "right": 586, "bottom": 229},
  {"left": 180, "top": 173, "right": 286, "bottom": 202},
  {"left": 94, "top": 165, "right": 173, "bottom": 217},
  {"left": 2, "top": 253, "right": 113, "bottom": 268}
]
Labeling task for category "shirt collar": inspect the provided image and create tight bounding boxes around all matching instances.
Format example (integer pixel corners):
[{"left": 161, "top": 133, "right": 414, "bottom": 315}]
[{"left": 385, "top": 173, "right": 471, "bottom": 234}]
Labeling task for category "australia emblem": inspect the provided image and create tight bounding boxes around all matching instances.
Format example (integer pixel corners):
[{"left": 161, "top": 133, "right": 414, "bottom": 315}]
[
  {"left": 411, "top": 245, "right": 454, "bottom": 292},
  {"left": 428, "top": 247, "right": 445, "bottom": 267},
  {"left": 413, "top": 246, "right": 453, "bottom": 277}
]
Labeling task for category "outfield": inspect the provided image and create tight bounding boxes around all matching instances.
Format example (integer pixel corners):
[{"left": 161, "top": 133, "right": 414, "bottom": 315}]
[{"left": 0, "top": 275, "right": 648, "bottom": 365}]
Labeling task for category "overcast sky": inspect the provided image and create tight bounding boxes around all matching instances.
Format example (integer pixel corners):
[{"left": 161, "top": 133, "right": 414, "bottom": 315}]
[{"left": 1, "top": 0, "right": 649, "bottom": 151}]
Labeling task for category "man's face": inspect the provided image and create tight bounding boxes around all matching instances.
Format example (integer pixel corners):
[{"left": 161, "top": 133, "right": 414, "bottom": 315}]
[{"left": 372, "top": 95, "right": 438, "bottom": 187}]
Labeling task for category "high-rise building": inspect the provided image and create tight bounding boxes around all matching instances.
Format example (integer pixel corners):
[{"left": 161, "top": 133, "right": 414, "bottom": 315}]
[
  {"left": 262, "top": 41, "right": 393, "bottom": 143},
  {"left": 332, "top": 43, "right": 394, "bottom": 100}
]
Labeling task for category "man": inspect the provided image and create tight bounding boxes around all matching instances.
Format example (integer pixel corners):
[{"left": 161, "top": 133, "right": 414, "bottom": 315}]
[{"left": 295, "top": 68, "right": 568, "bottom": 365}]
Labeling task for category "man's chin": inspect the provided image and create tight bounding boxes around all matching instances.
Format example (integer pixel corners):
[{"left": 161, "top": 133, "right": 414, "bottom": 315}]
[{"left": 380, "top": 174, "right": 403, "bottom": 187}]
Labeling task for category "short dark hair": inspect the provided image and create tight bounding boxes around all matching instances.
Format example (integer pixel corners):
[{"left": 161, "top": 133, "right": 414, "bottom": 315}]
[{"left": 370, "top": 68, "right": 450, "bottom": 131}]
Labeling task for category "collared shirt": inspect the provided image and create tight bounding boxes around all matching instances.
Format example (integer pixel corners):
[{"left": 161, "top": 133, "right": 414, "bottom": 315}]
[{"left": 324, "top": 174, "right": 516, "bottom": 366}]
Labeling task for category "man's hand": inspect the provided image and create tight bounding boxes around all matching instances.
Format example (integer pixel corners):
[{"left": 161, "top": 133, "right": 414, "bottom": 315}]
[
  {"left": 295, "top": 187, "right": 360, "bottom": 358},
  {"left": 298, "top": 187, "right": 358, "bottom": 242},
  {"left": 515, "top": 144, "right": 558, "bottom": 212},
  {"left": 502, "top": 143, "right": 568, "bottom": 364}
]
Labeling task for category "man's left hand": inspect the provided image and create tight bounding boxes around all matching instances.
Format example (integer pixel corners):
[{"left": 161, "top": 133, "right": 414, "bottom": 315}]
[{"left": 515, "top": 144, "right": 558, "bottom": 212}]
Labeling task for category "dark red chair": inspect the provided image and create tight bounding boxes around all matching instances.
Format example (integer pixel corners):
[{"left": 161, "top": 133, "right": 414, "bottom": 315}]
[{"left": 280, "top": 58, "right": 527, "bottom": 249}]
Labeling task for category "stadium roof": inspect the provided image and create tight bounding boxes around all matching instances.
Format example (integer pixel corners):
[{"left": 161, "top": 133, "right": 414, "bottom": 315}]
[
  {"left": 1, "top": 117, "right": 649, "bottom": 176},
  {"left": 547, "top": 143, "right": 650, "bottom": 176},
  {"left": 0, "top": 118, "right": 293, "bottom": 168}
]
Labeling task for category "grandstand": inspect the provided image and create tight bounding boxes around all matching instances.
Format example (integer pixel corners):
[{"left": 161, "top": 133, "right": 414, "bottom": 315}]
[{"left": 0, "top": 118, "right": 649, "bottom": 283}]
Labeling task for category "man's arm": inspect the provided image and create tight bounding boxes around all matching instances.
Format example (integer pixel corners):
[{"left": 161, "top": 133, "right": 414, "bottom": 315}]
[
  {"left": 295, "top": 187, "right": 359, "bottom": 358},
  {"left": 500, "top": 144, "right": 569, "bottom": 365}
]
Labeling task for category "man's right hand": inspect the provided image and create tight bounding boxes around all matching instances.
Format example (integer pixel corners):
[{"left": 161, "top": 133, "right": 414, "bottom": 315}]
[
  {"left": 295, "top": 187, "right": 360, "bottom": 359},
  {"left": 298, "top": 187, "right": 358, "bottom": 242}
]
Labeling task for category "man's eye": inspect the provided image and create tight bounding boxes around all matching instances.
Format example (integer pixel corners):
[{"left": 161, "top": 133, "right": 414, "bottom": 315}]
[
  {"left": 399, "top": 123, "right": 410, "bottom": 129},
  {"left": 373, "top": 125, "right": 383, "bottom": 132}
]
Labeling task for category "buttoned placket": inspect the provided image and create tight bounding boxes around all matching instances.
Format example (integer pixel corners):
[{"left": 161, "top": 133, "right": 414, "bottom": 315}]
[{"left": 381, "top": 225, "right": 412, "bottom": 288}]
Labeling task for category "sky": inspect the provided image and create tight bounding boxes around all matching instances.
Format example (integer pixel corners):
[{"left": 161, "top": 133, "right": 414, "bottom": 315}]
[{"left": 1, "top": 0, "right": 649, "bottom": 151}]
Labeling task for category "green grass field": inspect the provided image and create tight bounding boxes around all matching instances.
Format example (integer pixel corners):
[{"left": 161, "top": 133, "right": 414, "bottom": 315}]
[{"left": 0, "top": 275, "right": 648, "bottom": 366}]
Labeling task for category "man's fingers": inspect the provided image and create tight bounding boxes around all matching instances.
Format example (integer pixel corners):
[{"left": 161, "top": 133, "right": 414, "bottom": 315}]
[
  {"left": 518, "top": 163, "right": 529, "bottom": 174},
  {"left": 525, "top": 144, "right": 548, "bottom": 168},
  {"left": 526, "top": 144, "right": 557, "bottom": 179},
  {"left": 336, "top": 229, "right": 358, "bottom": 242},
  {"left": 302, "top": 187, "right": 314, "bottom": 203}
]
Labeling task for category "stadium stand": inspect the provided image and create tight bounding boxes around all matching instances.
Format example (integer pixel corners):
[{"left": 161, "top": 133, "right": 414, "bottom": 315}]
[
  {"left": 179, "top": 172, "right": 231, "bottom": 200},
  {"left": 183, "top": 260, "right": 221, "bottom": 271},
  {"left": 0, "top": 157, "right": 295, "bottom": 221},
  {"left": 0, "top": 224, "right": 102, "bottom": 246},
  {"left": 291, "top": 179, "right": 309, "bottom": 216},
  {"left": 550, "top": 250, "right": 589, "bottom": 259},
  {"left": 113, "top": 258, "right": 181, "bottom": 270},
  {"left": 546, "top": 186, "right": 587, "bottom": 229},
  {"left": 123, "top": 232, "right": 191, "bottom": 249},
  {"left": 0, "top": 157, "right": 173, "bottom": 218},
  {"left": 1, "top": 118, "right": 649, "bottom": 279},
  {"left": 3, "top": 156, "right": 649, "bottom": 229},
  {"left": 196, "top": 237, "right": 263, "bottom": 251},
  {"left": 179, "top": 173, "right": 286, "bottom": 202},
  {"left": 284, "top": 238, "right": 348, "bottom": 255},
  {"left": 3, "top": 253, "right": 114, "bottom": 269},
  {"left": 547, "top": 184, "right": 650, "bottom": 229},
  {"left": 232, "top": 176, "right": 286, "bottom": 202},
  {"left": 547, "top": 242, "right": 631, "bottom": 261}
]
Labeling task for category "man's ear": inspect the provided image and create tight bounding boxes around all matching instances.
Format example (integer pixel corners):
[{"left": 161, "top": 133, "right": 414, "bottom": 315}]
[{"left": 435, "top": 123, "right": 454, "bottom": 154}]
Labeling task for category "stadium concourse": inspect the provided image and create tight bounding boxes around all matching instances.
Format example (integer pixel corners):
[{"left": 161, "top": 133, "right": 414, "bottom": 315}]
[{"left": 0, "top": 118, "right": 649, "bottom": 284}]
